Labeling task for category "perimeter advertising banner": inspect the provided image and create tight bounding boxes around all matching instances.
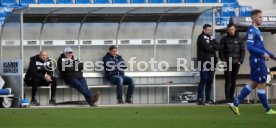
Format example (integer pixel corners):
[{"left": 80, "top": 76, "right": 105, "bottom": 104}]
[
  {"left": 0, "top": 59, "right": 23, "bottom": 106},
  {"left": 231, "top": 16, "right": 276, "bottom": 27}
]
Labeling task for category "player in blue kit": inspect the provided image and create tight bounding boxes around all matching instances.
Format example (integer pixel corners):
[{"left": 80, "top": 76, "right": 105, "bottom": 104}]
[{"left": 229, "top": 9, "right": 276, "bottom": 115}]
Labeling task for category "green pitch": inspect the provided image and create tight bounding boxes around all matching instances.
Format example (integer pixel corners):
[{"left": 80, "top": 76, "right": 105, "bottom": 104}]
[{"left": 0, "top": 105, "right": 275, "bottom": 128}]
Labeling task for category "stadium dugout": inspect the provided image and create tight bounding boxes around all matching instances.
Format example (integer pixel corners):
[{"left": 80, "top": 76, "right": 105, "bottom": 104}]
[{"left": 0, "top": 2, "right": 223, "bottom": 107}]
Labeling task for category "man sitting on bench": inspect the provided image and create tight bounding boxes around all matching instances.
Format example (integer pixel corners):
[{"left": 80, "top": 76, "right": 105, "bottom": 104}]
[
  {"left": 24, "top": 50, "right": 57, "bottom": 106},
  {"left": 57, "top": 47, "right": 100, "bottom": 107},
  {"left": 103, "top": 45, "right": 135, "bottom": 104}
]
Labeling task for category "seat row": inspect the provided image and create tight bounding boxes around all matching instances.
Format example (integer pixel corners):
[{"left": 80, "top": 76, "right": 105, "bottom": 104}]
[{"left": 0, "top": 0, "right": 237, "bottom": 7}]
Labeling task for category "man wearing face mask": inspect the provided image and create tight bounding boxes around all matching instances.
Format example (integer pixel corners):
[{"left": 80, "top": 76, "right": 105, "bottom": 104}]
[
  {"left": 196, "top": 24, "right": 220, "bottom": 105},
  {"left": 219, "top": 23, "right": 245, "bottom": 103},
  {"left": 103, "top": 45, "right": 135, "bottom": 104},
  {"left": 57, "top": 47, "right": 100, "bottom": 107},
  {"left": 24, "top": 50, "right": 57, "bottom": 106}
]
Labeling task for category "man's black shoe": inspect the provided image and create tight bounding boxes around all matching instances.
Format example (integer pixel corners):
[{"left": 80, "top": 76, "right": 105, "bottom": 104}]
[
  {"left": 31, "top": 99, "right": 40, "bottom": 106},
  {"left": 197, "top": 100, "right": 205, "bottom": 105},
  {"left": 118, "top": 99, "right": 124, "bottom": 104},
  {"left": 125, "top": 99, "right": 133, "bottom": 104},
  {"left": 49, "top": 98, "right": 57, "bottom": 105},
  {"left": 89, "top": 92, "right": 100, "bottom": 107}
]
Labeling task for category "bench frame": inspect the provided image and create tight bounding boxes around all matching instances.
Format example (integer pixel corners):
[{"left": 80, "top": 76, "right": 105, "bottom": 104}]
[{"left": 24, "top": 72, "right": 200, "bottom": 104}]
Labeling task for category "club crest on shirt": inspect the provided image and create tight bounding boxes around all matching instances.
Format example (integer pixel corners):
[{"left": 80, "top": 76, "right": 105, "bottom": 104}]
[{"left": 248, "top": 34, "right": 253, "bottom": 40}]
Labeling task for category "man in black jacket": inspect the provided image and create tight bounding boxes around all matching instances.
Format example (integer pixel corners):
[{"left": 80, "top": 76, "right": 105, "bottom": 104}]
[
  {"left": 103, "top": 45, "right": 135, "bottom": 104},
  {"left": 197, "top": 24, "right": 220, "bottom": 105},
  {"left": 24, "top": 50, "right": 57, "bottom": 106},
  {"left": 219, "top": 23, "right": 245, "bottom": 103},
  {"left": 57, "top": 47, "right": 99, "bottom": 107}
]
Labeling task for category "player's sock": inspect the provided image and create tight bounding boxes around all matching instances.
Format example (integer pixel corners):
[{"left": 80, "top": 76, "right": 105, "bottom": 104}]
[
  {"left": 257, "top": 89, "right": 271, "bottom": 112},
  {"left": 233, "top": 84, "right": 252, "bottom": 106}
]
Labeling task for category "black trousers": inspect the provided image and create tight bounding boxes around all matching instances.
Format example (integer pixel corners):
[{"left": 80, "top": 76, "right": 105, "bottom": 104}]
[
  {"left": 224, "top": 63, "right": 240, "bottom": 100},
  {"left": 26, "top": 76, "right": 57, "bottom": 100},
  {"left": 198, "top": 70, "right": 215, "bottom": 101}
]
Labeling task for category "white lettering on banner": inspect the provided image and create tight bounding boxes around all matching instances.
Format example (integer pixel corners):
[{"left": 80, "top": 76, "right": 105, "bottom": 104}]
[
  {"left": 263, "top": 17, "right": 269, "bottom": 22},
  {"left": 268, "top": 17, "right": 276, "bottom": 22},
  {"left": 245, "top": 17, "right": 252, "bottom": 22},
  {"left": 0, "top": 60, "right": 22, "bottom": 76},
  {"left": 3, "top": 62, "right": 19, "bottom": 74}
]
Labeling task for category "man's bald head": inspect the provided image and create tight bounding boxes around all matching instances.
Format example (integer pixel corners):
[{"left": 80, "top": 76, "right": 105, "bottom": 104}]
[{"left": 39, "top": 50, "right": 48, "bottom": 61}]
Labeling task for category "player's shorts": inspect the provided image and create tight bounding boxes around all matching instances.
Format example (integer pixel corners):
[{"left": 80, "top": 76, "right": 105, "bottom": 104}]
[{"left": 249, "top": 57, "right": 267, "bottom": 83}]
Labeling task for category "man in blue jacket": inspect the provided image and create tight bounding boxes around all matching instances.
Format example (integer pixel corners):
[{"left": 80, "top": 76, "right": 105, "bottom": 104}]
[
  {"left": 103, "top": 45, "right": 135, "bottom": 104},
  {"left": 229, "top": 9, "right": 276, "bottom": 115}
]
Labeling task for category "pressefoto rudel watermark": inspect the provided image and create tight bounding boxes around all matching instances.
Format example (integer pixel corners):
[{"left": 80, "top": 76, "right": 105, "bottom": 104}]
[{"left": 44, "top": 57, "right": 233, "bottom": 72}]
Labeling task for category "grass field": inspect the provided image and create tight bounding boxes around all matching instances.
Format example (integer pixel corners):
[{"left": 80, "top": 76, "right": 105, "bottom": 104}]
[{"left": 0, "top": 105, "right": 275, "bottom": 128}]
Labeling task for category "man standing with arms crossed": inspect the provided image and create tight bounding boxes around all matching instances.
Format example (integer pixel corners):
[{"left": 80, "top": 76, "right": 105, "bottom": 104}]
[
  {"left": 220, "top": 23, "right": 245, "bottom": 103},
  {"left": 196, "top": 24, "right": 220, "bottom": 105}
]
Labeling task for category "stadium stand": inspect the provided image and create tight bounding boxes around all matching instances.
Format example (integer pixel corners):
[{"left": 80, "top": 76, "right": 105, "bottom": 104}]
[
  {"left": 0, "top": 7, "right": 7, "bottom": 17},
  {"left": 222, "top": 0, "right": 239, "bottom": 7},
  {"left": 204, "top": 0, "right": 219, "bottom": 3},
  {"left": 20, "top": 0, "right": 36, "bottom": 6},
  {"left": 239, "top": 6, "right": 253, "bottom": 17},
  {"left": 148, "top": 0, "right": 164, "bottom": 3},
  {"left": 221, "top": 6, "right": 236, "bottom": 17},
  {"left": 57, "top": 0, "right": 74, "bottom": 4},
  {"left": 38, "top": 0, "right": 55, "bottom": 4},
  {"left": 94, "top": 0, "right": 110, "bottom": 4},
  {"left": 186, "top": 0, "right": 201, "bottom": 3},
  {"left": 0, "top": 0, "right": 18, "bottom": 7},
  {"left": 75, "top": 0, "right": 92, "bottom": 4},
  {"left": 0, "top": 7, "right": 13, "bottom": 17},
  {"left": 113, "top": 0, "right": 129, "bottom": 4},
  {"left": 131, "top": 0, "right": 146, "bottom": 3},
  {"left": 215, "top": 5, "right": 236, "bottom": 26},
  {"left": 222, "top": 0, "right": 239, "bottom": 8},
  {"left": 222, "top": 0, "right": 237, "bottom": 3},
  {"left": 168, "top": 0, "right": 183, "bottom": 3}
]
